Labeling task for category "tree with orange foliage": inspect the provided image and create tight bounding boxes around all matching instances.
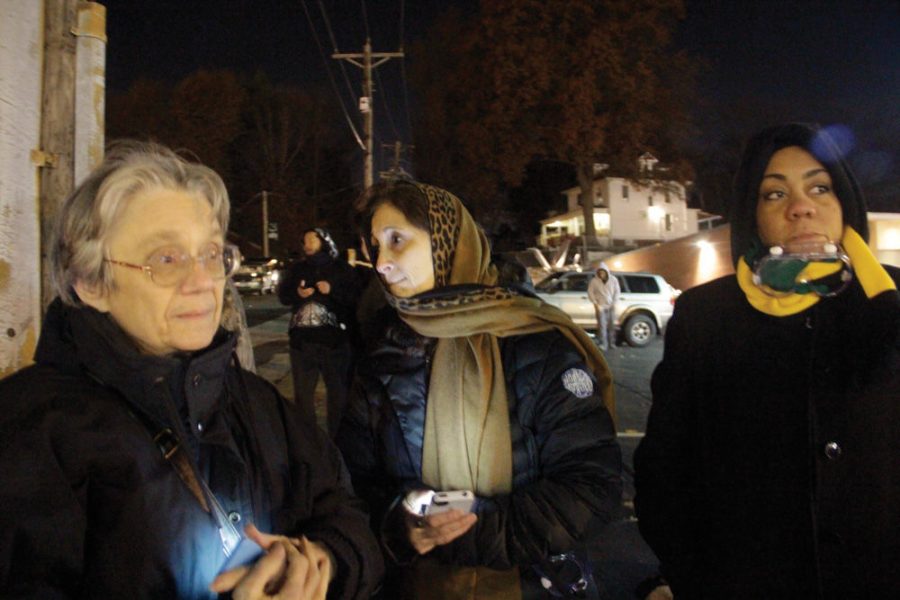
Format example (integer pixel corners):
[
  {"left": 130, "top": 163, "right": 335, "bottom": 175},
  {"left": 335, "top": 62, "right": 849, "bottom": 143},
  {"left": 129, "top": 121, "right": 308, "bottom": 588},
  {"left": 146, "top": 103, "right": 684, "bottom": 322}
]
[{"left": 412, "top": 0, "right": 695, "bottom": 242}]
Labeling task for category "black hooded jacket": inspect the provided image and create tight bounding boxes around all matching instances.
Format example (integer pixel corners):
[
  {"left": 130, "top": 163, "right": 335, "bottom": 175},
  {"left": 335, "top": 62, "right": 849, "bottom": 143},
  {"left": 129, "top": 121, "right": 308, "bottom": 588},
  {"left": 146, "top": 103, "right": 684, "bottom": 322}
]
[
  {"left": 0, "top": 300, "right": 383, "bottom": 598},
  {"left": 278, "top": 233, "right": 359, "bottom": 348}
]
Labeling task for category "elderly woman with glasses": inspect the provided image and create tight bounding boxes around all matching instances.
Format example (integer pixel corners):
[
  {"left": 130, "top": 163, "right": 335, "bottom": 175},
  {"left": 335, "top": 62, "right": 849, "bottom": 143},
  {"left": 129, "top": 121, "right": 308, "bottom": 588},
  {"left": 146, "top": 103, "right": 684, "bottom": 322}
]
[{"left": 0, "top": 142, "right": 382, "bottom": 599}]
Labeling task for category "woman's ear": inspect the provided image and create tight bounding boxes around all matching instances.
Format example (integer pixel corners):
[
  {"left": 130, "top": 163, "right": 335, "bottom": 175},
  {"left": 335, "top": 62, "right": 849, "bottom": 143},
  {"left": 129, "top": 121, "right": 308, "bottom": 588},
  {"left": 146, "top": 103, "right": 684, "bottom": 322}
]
[{"left": 73, "top": 279, "right": 110, "bottom": 312}]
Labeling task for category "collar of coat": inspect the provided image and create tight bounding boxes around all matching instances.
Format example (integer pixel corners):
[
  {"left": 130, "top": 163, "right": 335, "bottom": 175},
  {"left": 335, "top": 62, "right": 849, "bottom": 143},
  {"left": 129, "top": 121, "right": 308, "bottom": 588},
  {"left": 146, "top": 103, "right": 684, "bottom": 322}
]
[{"left": 35, "top": 298, "right": 237, "bottom": 432}]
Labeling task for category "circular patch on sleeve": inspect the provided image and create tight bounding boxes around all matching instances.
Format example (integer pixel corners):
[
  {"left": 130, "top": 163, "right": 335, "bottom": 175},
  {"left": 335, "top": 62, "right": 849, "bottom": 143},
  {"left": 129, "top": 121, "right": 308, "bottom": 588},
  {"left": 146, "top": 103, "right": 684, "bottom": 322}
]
[{"left": 561, "top": 368, "right": 594, "bottom": 398}]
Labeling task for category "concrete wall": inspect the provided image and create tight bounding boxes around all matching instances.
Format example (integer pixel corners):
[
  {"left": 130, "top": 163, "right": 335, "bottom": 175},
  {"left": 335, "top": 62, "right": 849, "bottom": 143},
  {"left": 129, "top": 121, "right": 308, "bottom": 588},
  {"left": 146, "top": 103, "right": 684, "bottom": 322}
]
[
  {"left": 0, "top": 0, "right": 44, "bottom": 378},
  {"left": 0, "top": 1, "right": 106, "bottom": 378}
]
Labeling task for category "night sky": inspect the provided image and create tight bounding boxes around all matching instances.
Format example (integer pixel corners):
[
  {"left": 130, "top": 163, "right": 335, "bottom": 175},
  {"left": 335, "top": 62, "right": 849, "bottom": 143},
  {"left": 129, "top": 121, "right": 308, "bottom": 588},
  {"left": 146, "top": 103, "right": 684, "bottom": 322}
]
[{"left": 102, "top": 0, "right": 900, "bottom": 209}]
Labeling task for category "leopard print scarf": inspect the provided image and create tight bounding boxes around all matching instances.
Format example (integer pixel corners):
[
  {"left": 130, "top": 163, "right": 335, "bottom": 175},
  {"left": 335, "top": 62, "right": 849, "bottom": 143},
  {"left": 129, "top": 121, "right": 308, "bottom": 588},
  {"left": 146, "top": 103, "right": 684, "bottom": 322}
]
[{"left": 387, "top": 183, "right": 615, "bottom": 497}]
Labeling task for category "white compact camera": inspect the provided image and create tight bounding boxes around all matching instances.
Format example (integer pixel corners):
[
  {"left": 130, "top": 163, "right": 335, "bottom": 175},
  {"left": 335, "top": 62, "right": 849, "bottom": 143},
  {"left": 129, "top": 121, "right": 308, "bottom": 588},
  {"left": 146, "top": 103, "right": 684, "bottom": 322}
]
[{"left": 403, "top": 489, "right": 475, "bottom": 516}]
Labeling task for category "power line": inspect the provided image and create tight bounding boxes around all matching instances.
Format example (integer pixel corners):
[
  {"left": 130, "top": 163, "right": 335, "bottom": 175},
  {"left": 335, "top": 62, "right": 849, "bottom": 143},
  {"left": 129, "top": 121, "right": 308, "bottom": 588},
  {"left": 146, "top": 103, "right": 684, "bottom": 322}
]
[
  {"left": 317, "top": 0, "right": 358, "bottom": 108},
  {"left": 317, "top": 1, "right": 356, "bottom": 101},
  {"left": 375, "top": 67, "right": 402, "bottom": 141},
  {"left": 398, "top": 0, "right": 414, "bottom": 140},
  {"left": 300, "top": 0, "right": 364, "bottom": 149}
]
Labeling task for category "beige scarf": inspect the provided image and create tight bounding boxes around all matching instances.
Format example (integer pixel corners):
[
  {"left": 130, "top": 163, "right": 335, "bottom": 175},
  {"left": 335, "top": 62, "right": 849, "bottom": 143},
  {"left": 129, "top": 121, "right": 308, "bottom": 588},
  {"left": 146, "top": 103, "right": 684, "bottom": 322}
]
[{"left": 387, "top": 184, "right": 615, "bottom": 498}]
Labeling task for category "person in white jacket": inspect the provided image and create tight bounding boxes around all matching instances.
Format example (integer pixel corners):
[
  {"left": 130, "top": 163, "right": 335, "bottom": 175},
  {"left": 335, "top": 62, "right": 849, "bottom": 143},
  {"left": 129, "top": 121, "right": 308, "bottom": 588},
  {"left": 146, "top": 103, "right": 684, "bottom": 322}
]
[{"left": 588, "top": 263, "right": 621, "bottom": 350}]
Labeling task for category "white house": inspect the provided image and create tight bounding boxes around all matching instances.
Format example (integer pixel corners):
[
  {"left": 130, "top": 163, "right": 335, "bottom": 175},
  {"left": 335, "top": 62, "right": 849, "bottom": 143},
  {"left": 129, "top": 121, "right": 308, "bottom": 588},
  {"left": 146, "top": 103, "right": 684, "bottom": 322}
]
[{"left": 538, "top": 153, "right": 720, "bottom": 248}]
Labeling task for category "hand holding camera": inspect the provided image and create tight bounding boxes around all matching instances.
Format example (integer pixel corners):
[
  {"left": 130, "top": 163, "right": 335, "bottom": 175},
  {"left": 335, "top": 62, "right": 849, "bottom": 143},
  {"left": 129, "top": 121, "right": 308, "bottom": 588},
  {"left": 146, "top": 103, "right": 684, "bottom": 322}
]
[{"left": 402, "top": 489, "right": 478, "bottom": 555}]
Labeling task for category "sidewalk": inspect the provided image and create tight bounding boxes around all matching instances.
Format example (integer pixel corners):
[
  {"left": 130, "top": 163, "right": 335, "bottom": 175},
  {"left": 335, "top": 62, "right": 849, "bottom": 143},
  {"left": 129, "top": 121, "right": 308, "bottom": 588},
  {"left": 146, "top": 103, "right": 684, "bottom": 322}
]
[
  {"left": 247, "top": 311, "right": 292, "bottom": 395},
  {"left": 247, "top": 311, "right": 328, "bottom": 430}
]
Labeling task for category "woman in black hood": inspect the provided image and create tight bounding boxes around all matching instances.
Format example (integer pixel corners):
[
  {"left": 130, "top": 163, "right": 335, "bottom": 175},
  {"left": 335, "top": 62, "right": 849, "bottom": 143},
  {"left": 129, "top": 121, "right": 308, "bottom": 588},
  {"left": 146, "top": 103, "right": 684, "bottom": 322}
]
[
  {"left": 729, "top": 122, "right": 868, "bottom": 266},
  {"left": 278, "top": 227, "right": 360, "bottom": 437},
  {"left": 634, "top": 123, "right": 900, "bottom": 598}
]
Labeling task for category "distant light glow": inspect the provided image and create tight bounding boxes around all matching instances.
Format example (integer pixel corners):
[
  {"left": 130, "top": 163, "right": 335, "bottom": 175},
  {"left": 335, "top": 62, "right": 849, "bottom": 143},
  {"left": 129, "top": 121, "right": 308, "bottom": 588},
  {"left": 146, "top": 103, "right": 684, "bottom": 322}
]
[
  {"left": 697, "top": 239, "right": 717, "bottom": 280},
  {"left": 879, "top": 225, "right": 900, "bottom": 250},
  {"left": 613, "top": 260, "right": 623, "bottom": 269},
  {"left": 647, "top": 206, "right": 665, "bottom": 221}
]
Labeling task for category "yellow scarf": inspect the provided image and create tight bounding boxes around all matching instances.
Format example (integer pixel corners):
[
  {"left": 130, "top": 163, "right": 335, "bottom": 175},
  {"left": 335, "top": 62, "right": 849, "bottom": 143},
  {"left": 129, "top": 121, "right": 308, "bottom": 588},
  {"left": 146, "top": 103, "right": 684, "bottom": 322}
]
[
  {"left": 737, "top": 226, "right": 896, "bottom": 317},
  {"left": 388, "top": 184, "right": 614, "bottom": 498}
]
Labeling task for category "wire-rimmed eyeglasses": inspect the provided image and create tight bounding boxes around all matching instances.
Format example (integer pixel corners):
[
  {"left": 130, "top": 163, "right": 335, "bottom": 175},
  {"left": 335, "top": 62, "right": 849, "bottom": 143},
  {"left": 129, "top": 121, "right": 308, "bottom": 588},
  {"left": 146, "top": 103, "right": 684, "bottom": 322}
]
[{"left": 105, "top": 243, "right": 241, "bottom": 287}]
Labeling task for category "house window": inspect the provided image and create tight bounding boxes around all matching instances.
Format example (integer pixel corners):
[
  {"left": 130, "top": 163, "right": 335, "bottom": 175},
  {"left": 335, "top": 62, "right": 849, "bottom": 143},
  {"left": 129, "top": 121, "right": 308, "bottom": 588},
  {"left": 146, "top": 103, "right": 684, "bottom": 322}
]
[
  {"left": 622, "top": 185, "right": 629, "bottom": 200},
  {"left": 648, "top": 196, "right": 654, "bottom": 206},
  {"left": 665, "top": 214, "right": 673, "bottom": 231}
]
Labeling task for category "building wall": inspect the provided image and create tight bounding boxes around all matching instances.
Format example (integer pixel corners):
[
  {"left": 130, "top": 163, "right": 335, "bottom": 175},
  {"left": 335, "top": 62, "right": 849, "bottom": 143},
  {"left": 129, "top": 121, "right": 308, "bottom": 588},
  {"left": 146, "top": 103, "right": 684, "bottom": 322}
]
[
  {"left": 0, "top": 0, "right": 44, "bottom": 378},
  {"left": 561, "top": 176, "right": 696, "bottom": 244},
  {"left": 869, "top": 214, "right": 900, "bottom": 267},
  {"left": 0, "top": 1, "right": 106, "bottom": 379},
  {"left": 605, "top": 177, "right": 690, "bottom": 242}
]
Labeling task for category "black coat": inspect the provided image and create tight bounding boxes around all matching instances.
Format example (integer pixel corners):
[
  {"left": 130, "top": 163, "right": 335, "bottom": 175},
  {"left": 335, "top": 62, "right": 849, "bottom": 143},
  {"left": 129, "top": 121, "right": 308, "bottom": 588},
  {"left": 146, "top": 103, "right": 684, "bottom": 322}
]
[
  {"left": 278, "top": 253, "right": 359, "bottom": 348},
  {"left": 0, "top": 301, "right": 383, "bottom": 598},
  {"left": 337, "top": 314, "right": 622, "bottom": 591},
  {"left": 634, "top": 268, "right": 900, "bottom": 598}
]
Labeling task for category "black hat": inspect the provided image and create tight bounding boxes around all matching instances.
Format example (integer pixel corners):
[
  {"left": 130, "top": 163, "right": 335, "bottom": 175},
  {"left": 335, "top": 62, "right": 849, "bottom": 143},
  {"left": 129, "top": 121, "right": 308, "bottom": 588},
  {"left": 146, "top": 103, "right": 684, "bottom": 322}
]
[
  {"left": 303, "top": 227, "right": 339, "bottom": 258},
  {"left": 729, "top": 123, "right": 868, "bottom": 266}
]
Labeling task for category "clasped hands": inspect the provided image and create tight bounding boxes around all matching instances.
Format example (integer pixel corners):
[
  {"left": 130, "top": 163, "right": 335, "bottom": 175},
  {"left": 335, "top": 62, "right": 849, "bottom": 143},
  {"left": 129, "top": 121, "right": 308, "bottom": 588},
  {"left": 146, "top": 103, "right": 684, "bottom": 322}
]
[
  {"left": 297, "top": 280, "right": 330, "bottom": 298},
  {"left": 211, "top": 524, "right": 333, "bottom": 600}
]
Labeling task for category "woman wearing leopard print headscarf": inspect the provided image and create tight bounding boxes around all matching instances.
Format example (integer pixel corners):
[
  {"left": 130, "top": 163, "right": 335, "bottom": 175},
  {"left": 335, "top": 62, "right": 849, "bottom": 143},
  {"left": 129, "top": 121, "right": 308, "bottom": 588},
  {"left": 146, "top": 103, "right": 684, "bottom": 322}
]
[{"left": 337, "top": 180, "right": 622, "bottom": 599}]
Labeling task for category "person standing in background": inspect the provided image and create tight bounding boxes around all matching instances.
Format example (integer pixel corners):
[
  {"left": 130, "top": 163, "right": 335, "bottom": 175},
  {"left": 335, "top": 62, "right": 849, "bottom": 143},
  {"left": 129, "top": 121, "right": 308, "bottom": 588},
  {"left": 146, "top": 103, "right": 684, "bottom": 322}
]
[
  {"left": 278, "top": 228, "right": 359, "bottom": 437},
  {"left": 588, "top": 263, "right": 620, "bottom": 351}
]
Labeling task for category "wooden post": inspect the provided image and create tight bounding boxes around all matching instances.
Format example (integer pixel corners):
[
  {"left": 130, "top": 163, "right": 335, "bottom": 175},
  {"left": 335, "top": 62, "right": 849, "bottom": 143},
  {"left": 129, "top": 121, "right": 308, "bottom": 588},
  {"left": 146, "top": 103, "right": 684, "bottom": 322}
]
[{"left": 39, "top": 0, "right": 78, "bottom": 310}]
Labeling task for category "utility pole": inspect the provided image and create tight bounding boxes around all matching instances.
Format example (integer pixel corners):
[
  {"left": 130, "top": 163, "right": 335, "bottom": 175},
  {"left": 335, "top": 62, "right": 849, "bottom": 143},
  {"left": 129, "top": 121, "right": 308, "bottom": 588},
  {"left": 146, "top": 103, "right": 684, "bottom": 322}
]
[
  {"left": 261, "top": 190, "right": 269, "bottom": 257},
  {"left": 39, "top": 0, "right": 78, "bottom": 310},
  {"left": 379, "top": 141, "right": 413, "bottom": 180},
  {"left": 333, "top": 39, "right": 403, "bottom": 190}
]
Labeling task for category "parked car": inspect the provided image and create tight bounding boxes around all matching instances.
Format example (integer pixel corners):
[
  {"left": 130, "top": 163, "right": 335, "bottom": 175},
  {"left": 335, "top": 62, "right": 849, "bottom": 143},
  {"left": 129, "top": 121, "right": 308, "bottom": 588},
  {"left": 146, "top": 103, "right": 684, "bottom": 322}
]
[
  {"left": 535, "top": 270, "right": 679, "bottom": 347},
  {"left": 232, "top": 257, "right": 284, "bottom": 294},
  {"left": 500, "top": 241, "right": 586, "bottom": 286}
]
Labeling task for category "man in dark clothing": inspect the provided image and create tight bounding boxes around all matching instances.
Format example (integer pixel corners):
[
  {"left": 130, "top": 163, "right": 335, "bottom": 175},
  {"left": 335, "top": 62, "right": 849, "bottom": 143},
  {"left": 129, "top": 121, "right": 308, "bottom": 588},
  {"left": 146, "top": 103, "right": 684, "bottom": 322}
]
[
  {"left": 634, "top": 124, "right": 900, "bottom": 598},
  {"left": 279, "top": 228, "right": 359, "bottom": 437}
]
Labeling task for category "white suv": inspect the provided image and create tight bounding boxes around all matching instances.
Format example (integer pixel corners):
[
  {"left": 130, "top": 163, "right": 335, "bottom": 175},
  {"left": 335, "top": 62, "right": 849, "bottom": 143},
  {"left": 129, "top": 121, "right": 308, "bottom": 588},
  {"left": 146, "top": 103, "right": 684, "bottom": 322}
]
[{"left": 535, "top": 271, "right": 679, "bottom": 347}]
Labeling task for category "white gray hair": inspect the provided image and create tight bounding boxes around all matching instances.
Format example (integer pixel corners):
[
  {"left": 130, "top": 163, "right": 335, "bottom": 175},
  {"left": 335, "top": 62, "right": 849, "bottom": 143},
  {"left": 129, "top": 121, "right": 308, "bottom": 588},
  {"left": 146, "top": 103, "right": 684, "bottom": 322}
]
[{"left": 50, "top": 140, "right": 230, "bottom": 305}]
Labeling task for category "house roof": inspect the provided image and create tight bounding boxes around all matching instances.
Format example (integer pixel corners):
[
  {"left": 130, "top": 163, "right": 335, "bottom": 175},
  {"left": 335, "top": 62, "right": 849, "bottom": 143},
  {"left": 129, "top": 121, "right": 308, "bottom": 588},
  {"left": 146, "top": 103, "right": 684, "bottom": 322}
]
[
  {"left": 560, "top": 174, "right": 685, "bottom": 196},
  {"left": 540, "top": 208, "right": 609, "bottom": 226}
]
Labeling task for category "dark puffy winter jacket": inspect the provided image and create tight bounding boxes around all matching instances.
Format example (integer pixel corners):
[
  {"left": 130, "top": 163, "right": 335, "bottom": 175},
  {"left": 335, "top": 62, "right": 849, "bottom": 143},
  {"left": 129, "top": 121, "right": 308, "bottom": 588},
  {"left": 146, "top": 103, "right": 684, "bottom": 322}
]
[
  {"left": 337, "top": 313, "right": 622, "bottom": 592},
  {"left": 0, "top": 300, "right": 383, "bottom": 598}
]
